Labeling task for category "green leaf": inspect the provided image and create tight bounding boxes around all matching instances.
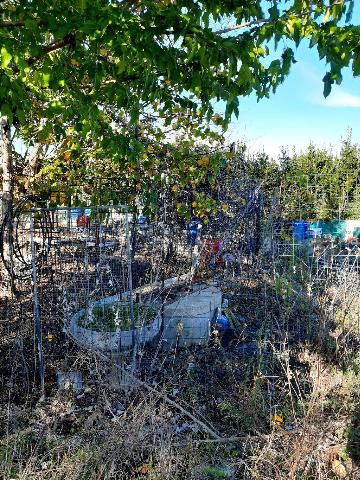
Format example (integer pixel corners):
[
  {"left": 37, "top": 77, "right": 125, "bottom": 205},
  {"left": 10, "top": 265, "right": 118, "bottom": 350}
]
[
  {"left": 1, "top": 47, "right": 12, "bottom": 68},
  {"left": 323, "top": 8, "right": 331, "bottom": 24},
  {"left": 293, "top": 22, "right": 302, "bottom": 47},
  {"left": 42, "top": 73, "right": 51, "bottom": 87},
  {"left": 268, "top": 5, "right": 279, "bottom": 20},
  {"left": 309, "top": 34, "right": 319, "bottom": 49},
  {"left": 352, "top": 49, "right": 360, "bottom": 76},
  {"left": 24, "top": 19, "right": 38, "bottom": 31},
  {"left": 323, "top": 72, "right": 333, "bottom": 97},
  {"left": 1, "top": 103, "right": 13, "bottom": 124},
  {"left": 237, "top": 63, "right": 252, "bottom": 85},
  {"left": 17, "top": 109, "right": 26, "bottom": 124},
  {"left": 346, "top": 1, "right": 354, "bottom": 23}
]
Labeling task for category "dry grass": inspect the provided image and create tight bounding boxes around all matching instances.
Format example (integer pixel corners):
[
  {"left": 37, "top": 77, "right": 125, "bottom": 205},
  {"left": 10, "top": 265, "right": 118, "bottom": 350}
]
[{"left": 1, "top": 262, "right": 360, "bottom": 479}]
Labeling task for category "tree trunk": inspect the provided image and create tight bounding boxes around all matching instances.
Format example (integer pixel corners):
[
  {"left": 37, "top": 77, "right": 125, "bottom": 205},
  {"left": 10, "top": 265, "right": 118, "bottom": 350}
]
[
  {"left": 1, "top": 116, "right": 12, "bottom": 223},
  {"left": 0, "top": 115, "right": 14, "bottom": 295},
  {"left": 23, "top": 143, "right": 43, "bottom": 192}
]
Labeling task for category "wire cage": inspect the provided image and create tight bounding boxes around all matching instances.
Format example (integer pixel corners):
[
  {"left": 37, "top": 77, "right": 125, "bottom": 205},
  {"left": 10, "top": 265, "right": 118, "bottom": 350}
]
[
  {"left": 0, "top": 182, "right": 291, "bottom": 397},
  {"left": 22, "top": 204, "right": 225, "bottom": 393},
  {"left": 25, "top": 205, "right": 173, "bottom": 393}
]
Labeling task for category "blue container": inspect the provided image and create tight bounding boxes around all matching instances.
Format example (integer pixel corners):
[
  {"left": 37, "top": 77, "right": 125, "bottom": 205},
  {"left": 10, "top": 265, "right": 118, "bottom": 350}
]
[
  {"left": 137, "top": 214, "right": 148, "bottom": 225},
  {"left": 70, "top": 208, "right": 84, "bottom": 218},
  {"left": 292, "top": 221, "right": 308, "bottom": 242},
  {"left": 211, "top": 314, "right": 230, "bottom": 332},
  {"left": 187, "top": 219, "right": 202, "bottom": 246}
]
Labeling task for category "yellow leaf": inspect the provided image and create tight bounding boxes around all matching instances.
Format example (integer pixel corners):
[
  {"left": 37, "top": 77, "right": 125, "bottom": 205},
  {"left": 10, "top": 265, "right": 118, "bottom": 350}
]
[
  {"left": 63, "top": 150, "right": 71, "bottom": 160},
  {"left": 273, "top": 415, "right": 283, "bottom": 425},
  {"left": 99, "top": 48, "right": 107, "bottom": 56},
  {"left": 192, "top": 201, "right": 197, "bottom": 208},
  {"left": 197, "top": 156, "right": 209, "bottom": 167},
  {"left": 171, "top": 185, "right": 178, "bottom": 193},
  {"left": 70, "top": 58, "right": 79, "bottom": 66},
  {"left": 221, "top": 202, "right": 229, "bottom": 212},
  {"left": 146, "top": 145, "right": 153, "bottom": 153}
]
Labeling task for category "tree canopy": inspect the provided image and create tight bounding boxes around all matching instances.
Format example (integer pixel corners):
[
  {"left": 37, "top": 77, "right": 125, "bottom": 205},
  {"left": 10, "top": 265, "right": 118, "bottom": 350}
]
[
  {"left": 1, "top": 0, "right": 359, "bottom": 130},
  {"left": 1, "top": 0, "right": 359, "bottom": 212}
]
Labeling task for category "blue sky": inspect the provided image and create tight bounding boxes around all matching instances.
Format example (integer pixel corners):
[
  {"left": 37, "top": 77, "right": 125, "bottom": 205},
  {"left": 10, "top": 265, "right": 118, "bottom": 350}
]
[{"left": 223, "top": 5, "right": 360, "bottom": 159}]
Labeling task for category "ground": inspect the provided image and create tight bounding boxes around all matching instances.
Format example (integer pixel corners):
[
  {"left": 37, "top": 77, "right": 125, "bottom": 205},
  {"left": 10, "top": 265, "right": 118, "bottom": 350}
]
[{"left": 1, "top": 264, "right": 360, "bottom": 479}]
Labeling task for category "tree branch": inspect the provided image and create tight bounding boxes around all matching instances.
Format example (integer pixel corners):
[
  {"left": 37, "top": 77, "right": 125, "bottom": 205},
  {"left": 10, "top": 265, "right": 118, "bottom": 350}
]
[
  {"left": 27, "top": 39, "right": 68, "bottom": 65},
  {"left": 0, "top": 19, "right": 46, "bottom": 28},
  {"left": 215, "top": 18, "right": 266, "bottom": 35},
  {"left": 23, "top": 142, "right": 43, "bottom": 191},
  {"left": 215, "top": 8, "right": 316, "bottom": 36},
  {"left": 0, "top": 20, "right": 26, "bottom": 28}
]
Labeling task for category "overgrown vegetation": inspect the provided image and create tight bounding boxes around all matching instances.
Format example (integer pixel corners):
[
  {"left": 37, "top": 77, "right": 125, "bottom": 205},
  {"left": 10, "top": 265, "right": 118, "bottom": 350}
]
[
  {"left": 78, "top": 303, "right": 157, "bottom": 332},
  {"left": 1, "top": 1, "right": 360, "bottom": 478}
]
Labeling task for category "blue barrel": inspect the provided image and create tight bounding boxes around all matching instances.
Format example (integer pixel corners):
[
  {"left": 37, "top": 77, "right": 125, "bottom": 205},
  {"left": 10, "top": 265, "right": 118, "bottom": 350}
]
[
  {"left": 70, "top": 208, "right": 84, "bottom": 218},
  {"left": 292, "top": 221, "right": 307, "bottom": 242}
]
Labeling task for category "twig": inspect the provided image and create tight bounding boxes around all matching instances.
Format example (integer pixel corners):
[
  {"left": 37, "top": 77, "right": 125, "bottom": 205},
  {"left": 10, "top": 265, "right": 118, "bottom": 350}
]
[
  {"left": 67, "top": 342, "right": 221, "bottom": 440},
  {"left": 215, "top": 9, "right": 318, "bottom": 36},
  {"left": 215, "top": 18, "right": 266, "bottom": 35},
  {"left": 0, "top": 20, "right": 27, "bottom": 28},
  {"left": 115, "top": 362, "right": 222, "bottom": 440}
]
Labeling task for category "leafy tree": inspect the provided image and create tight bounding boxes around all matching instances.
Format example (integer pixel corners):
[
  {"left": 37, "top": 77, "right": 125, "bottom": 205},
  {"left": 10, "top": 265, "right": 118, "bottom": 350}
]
[
  {"left": 237, "top": 136, "right": 360, "bottom": 222},
  {"left": 281, "top": 144, "right": 336, "bottom": 220},
  {"left": 1, "top": 0, "right": 360, "bottom": 218},
  {"left": 347, "top": 185, "right": 360, "bottom": 219}
]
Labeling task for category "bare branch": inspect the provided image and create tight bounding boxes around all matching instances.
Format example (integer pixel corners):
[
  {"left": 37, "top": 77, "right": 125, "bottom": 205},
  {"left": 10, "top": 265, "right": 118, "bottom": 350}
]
[{"left": 0, "top": 20, "right": 26, "bottom": 28}]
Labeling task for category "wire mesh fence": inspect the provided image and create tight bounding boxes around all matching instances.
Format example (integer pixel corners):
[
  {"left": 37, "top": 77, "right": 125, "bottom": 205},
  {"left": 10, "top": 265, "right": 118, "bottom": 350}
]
[
  {"left": 5, "top": 204, "right": 226, "bottom": 394},
  {"left": 1, "top": 192, "right": 360, "bottom": 401}
]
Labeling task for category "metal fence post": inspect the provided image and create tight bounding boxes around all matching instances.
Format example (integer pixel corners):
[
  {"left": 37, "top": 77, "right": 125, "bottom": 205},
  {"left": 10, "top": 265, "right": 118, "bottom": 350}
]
[
  {"left": 30, "top": 211, "right": 45, "bottom": 398},
  {"left": 125, "top": 208, "right": 136, "bottom": 365}
]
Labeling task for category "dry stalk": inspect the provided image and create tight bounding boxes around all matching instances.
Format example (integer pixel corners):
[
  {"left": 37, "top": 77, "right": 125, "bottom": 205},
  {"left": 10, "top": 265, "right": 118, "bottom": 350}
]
[{"left": 82, "top": 346, "right": 222, "bottom": 440}]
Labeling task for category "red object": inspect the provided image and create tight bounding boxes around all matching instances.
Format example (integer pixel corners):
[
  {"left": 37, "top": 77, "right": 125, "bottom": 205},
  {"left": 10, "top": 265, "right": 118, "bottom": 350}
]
[
  {"left": 200, "top": 238, "right": 224, "bottom": 265},
  {"left": 213, "top": 239, "right": 221, "bottom": 254},
  {"left": 77, "top": 215, "right": 90, "bottom": 227},
  {"left": 213, "top": 239, "right": 224, "bottom": 264}
]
